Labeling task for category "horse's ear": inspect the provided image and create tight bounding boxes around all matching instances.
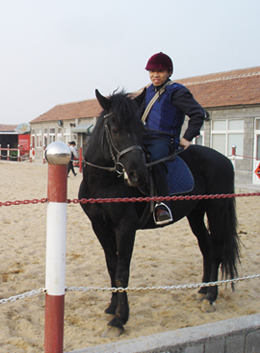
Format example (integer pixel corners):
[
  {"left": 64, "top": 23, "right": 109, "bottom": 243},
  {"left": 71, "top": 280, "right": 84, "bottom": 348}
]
[
  {"left": 133, "top": 88, "right": 146, "bottom": 107},
  {"left": 95, "top": 89, "right": 111, "bottom": 111}
]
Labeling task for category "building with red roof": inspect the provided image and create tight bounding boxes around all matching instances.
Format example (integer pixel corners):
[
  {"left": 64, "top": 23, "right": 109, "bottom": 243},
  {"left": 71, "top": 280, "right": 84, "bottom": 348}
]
[{"left": 29, "top": 66, "right": 260, "bottom": 184}]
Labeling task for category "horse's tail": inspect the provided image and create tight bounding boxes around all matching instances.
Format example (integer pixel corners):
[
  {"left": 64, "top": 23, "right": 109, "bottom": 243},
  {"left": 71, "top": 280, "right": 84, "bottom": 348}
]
[{"left": 221, "top": 197, "right": 241, "bottom": 287}]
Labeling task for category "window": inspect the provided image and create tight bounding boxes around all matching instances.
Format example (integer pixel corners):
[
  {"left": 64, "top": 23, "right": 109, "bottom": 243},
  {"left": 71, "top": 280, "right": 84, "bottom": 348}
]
[
  {"left": 256, "top": 118, "right": 260, "bottom": 160},
  {"left": 43, "top": 129, "right": 48, "bottom": 147},
  {"left": 211, "top": 119, "right": 244, "bottom": 156},
  {"left": 31, "top": 130, "right": 35, "bottom": 148},
  {"left": 64, "top": 128, "right": 71, "bottom": 144},
  {"left": 49, "top": 128, "right": 56, "bottom": 143},
  {"left": 193, "top": 124, "right": 204, "bottom": 146},
  {"left": 57, "top": 128, "right": 62, "bottom": 141},
  {"left": 36, "top": 129, "right": 42, "bottom": 147},
  {"left": 257, "top": 135, "right": 260, "bottom": 160}
]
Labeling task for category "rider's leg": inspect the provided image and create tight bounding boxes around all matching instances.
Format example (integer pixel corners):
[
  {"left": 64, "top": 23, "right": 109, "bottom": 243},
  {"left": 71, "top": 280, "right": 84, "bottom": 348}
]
[
  {"left": 152, "top": 162, "right": 173, "bottom": 224},
  {"left": 143, "top": 137, "right": 174, "bottom": 224}
]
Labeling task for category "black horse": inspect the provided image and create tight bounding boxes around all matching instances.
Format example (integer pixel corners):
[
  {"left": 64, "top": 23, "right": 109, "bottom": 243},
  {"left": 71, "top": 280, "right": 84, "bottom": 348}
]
[{"left": 79, "top": 89, "right": 240, "bottom": 337}]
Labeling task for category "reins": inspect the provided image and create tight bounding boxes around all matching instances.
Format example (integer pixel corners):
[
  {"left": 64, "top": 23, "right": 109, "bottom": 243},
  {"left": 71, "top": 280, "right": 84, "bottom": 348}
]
[{"left": 145, "top": 148, "right": 183, "bottom": 168}]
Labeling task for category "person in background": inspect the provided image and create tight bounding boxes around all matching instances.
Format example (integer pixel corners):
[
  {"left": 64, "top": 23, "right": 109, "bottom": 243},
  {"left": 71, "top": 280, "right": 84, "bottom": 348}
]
[
  {"left": 142, "top": 52, "right": 205, "bottom": 225},
  {"left": 67, "top": 141, "right": 78, "bottom": 177}
]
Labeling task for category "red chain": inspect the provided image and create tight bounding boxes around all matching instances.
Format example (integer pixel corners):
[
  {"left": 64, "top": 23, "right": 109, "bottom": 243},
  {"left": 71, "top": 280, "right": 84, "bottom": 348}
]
[
  {"left": 72, "top": 192, "right": 260, "bottom": 204},
  {"left": 0, "top": 198, "right": 48, "bottom": 207},
  {"left": 0, "top": 193, "right": 259, "bottom": 207}
]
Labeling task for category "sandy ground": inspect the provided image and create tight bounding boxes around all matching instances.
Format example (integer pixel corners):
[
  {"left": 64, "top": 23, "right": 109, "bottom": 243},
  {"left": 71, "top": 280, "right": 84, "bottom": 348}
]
[{"left": 0, "top": 161, "right": 259, "bottom": 352}]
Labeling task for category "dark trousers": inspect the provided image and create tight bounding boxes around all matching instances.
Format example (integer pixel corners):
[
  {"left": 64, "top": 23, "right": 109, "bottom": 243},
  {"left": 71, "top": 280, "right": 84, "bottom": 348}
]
[
  {"left": 67, "top": 160, "right": 76, "bottom": 176},
  {"left": 143, "top": 135, "right": 174, "bottom": 198}
]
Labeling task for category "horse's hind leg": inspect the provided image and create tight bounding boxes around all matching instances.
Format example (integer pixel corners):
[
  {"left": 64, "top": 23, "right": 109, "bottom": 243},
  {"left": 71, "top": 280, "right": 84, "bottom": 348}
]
[
  {"left": 187, "top": 202, "right": 217, "bottom": 311},
  {"left": 199, "top": 201, "right": 227, "bottom": 311},
  {"left": 202, "top": 198, "right": 239, "bottom": 311},
  {"left": 188, "top": 200, "right": 230, "bottom": 312},
  {"left": 187, "top": 203, "right": 211, "bottom": 294}
]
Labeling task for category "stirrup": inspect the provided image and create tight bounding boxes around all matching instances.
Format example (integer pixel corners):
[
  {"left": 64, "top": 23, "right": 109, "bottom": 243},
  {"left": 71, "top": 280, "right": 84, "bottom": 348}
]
[{"left": 153, "top": 202, "right": 173, "bottom": 225}]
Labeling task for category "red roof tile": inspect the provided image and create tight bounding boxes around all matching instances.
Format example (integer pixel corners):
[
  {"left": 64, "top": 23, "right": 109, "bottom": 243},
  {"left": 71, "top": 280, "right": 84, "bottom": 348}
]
[
  {"left": 177, "top": 66, "right": 260, "bottom": 108},
  {"left": 30, "top": 98, "right": 102, "bottom": 123},
  {"left": 0, "top": 124, "right": 18, "bottom": 132}
]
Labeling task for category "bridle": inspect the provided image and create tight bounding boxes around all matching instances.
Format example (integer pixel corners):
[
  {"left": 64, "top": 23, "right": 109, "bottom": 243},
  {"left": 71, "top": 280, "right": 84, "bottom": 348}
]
[{"left": 84, "top": 112, "right": 144, "bottom": 175}]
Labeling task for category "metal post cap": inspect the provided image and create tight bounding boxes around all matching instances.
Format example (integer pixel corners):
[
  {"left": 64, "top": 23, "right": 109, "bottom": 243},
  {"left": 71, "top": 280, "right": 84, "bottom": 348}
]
[{"left": 45, "top": 141, "right": 71, "bottom": 165}]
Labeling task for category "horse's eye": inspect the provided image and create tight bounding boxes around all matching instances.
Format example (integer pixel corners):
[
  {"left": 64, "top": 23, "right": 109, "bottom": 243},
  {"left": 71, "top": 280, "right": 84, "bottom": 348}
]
[{"left": 111, "top": 128, "right": 118, "bottom": 134}]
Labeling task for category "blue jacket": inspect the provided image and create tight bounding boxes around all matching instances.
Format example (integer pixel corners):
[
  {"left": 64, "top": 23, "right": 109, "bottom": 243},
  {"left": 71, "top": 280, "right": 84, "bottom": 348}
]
[{"left": 144, "top": 81, "right": 204, "bottom": 142}]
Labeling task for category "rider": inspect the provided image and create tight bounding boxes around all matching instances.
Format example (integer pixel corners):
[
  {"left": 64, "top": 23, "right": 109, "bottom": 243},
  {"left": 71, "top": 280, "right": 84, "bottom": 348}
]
[{"left": 142, "top": 52, "right": 205, "bottom": 225}]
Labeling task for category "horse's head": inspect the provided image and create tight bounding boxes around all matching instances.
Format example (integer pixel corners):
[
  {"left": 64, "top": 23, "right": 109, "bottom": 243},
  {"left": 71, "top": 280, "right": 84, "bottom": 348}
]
[{"left": 92, "top": 88, "right": 147, "bottom": 188}]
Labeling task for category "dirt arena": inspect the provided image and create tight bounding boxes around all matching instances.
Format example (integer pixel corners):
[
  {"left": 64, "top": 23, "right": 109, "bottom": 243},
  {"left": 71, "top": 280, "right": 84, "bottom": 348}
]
[{"left": 0, "top": 161, "right": 259, "bottom": 352}]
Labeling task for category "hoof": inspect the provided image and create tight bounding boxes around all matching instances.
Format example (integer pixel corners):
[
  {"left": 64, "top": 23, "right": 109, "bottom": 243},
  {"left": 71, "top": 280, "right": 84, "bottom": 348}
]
[
  {"left": 196, "top": 293, "right": 206, "bottom": 301},
  {"left": 201, "top": 299, "right": 216, "bottom": 313},
  {"left": 101, "top": 325, "right": 124, "bottom": 338}
]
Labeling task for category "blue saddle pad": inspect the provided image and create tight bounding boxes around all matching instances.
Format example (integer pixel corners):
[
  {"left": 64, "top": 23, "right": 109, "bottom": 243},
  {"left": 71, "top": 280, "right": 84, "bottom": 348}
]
[{"left": 166, "top": 156, "right": 194, "bottom": 195}]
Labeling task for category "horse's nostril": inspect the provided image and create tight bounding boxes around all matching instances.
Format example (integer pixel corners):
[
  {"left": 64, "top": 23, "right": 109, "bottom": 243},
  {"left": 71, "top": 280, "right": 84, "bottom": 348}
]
[
  {"left": 125, "top": 171, "right": 143, "bottom": 187},
  {"left": 129, "top": 172, "right": 139, "bottom": 184}
]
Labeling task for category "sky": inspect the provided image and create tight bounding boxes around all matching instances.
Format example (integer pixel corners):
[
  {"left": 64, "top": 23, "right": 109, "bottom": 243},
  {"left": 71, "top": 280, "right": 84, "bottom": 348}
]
[{"left": 0, "top": 0, "right": 260, "bottom": 125}]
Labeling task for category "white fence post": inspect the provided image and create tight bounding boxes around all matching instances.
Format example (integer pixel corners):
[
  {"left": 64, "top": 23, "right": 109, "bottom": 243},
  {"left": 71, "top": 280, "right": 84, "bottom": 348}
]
[{"left": 44, "top": 141, "right": 70, "bottom": 353}]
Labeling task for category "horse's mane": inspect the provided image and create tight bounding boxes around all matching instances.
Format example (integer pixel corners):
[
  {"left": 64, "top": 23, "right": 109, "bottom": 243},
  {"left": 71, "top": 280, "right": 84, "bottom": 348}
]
[
  {"left": 93, "top": 90, "right": 141, "bottom": 135},
  {"left": 107, "top": 90, "right": 140, "bottom": 125},
  {"left": 86, "top": 90, "right": 143, "bottom": 156}
]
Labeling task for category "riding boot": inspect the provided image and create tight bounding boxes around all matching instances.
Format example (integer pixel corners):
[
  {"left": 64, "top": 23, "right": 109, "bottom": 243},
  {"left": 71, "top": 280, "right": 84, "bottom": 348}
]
[{"left": 154, "top": 202, "right": 173, "bottom": 225}]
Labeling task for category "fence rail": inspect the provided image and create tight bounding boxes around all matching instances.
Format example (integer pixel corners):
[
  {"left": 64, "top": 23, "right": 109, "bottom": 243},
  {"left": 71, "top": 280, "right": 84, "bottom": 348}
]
[
  {"left": 1, "top": 274, "right": 260, "bottom": 305},
  {"left": 0, "top": 144, "right": 32, "bottom": 162},
  {"left": 1, "top": 191, "right": 260, "bottom": 208}
]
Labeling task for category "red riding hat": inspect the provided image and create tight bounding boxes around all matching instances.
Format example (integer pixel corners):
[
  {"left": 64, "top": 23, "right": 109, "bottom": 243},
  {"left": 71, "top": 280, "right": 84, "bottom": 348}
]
[{"left": 145, "top": 52, "right": 173, "bottom": 72}]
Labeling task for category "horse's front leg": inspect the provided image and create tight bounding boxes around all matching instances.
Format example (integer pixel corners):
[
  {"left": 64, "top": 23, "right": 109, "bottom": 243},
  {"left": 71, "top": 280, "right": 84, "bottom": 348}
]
[
  {"left": 104, "top": 221, "right": 136, "bottom": 337},
  {"left": 91, "top": 220, "right": 119, "bottom": 312}
]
